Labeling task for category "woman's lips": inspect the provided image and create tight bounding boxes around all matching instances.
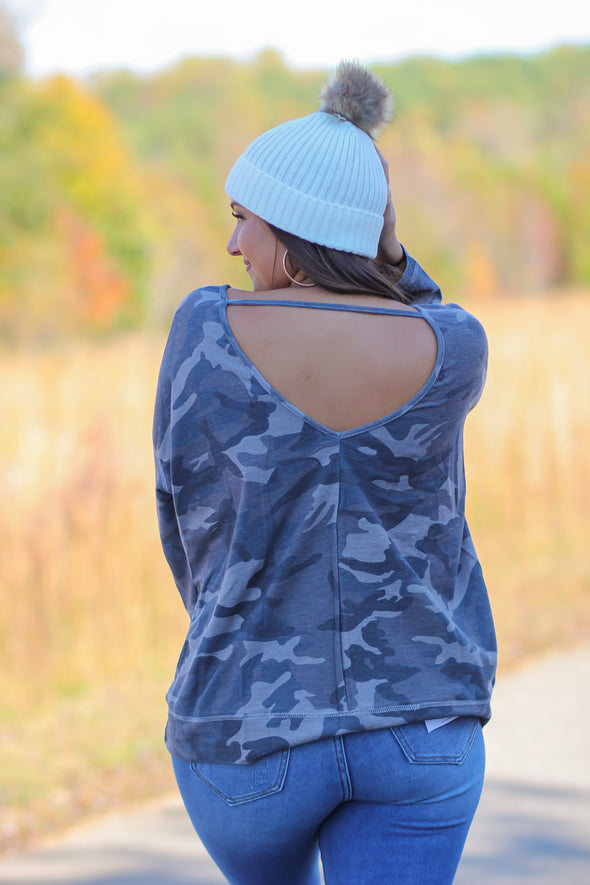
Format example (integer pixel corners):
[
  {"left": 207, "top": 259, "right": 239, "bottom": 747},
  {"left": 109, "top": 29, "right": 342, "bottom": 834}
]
[{"left": 244, "top": 260, "right": 251, "bottom": 272}]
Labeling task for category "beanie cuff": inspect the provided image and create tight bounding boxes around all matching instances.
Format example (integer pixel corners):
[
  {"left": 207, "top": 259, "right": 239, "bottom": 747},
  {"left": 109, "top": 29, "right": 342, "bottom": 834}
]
[{"left": 225, "top": 155, "right": 384, "bottom": 258}]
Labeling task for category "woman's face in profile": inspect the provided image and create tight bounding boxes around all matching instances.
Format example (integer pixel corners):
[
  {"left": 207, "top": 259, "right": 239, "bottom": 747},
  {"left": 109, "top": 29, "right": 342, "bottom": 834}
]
[{"left": 226, "top": 203, "right": 288, "bottom": 291}]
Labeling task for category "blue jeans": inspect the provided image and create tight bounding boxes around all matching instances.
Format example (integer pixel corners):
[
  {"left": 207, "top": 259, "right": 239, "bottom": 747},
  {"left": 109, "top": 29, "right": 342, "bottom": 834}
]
[{"left": 172, "top": 717, "right": 485, "bottom": 885}]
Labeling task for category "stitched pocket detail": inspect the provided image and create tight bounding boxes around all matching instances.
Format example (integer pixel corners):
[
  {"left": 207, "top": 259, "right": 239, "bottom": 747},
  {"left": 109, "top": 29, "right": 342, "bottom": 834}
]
[
  {"left": 190, "top": 748, "right": 290, "bottom": 806},
  {"left": 390, "top": 717, "right": 480, "bottom": 765}
]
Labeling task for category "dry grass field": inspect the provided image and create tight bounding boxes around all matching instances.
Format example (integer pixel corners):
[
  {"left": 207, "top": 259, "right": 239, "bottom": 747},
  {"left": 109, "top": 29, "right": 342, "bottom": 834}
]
[
  {"left": 1, "top": 292, "right": 589, "bottom": 851},
  {"left": 464, "top": 293, "right": 590, "bottom": 665}
]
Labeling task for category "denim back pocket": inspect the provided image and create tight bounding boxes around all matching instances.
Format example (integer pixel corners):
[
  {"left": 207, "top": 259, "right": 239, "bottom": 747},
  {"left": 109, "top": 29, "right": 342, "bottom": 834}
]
[
  {"left": 391, "top": 717, "right": 481, "bottom": 765},
  {"left": 191, "top": 748, "right": 290, "bottom": 806}
]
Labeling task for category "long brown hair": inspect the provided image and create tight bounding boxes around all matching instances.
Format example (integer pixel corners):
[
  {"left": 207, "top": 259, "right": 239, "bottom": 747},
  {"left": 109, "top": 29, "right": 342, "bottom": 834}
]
[{"left": 268, "top": 224, "right": 410, "bottom": 304}]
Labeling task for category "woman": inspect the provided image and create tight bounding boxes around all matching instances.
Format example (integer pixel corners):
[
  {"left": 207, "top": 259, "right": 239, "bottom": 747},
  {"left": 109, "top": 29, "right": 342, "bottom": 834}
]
[{"left": 153, "top": 62, "right": 496, "bottom": 885}]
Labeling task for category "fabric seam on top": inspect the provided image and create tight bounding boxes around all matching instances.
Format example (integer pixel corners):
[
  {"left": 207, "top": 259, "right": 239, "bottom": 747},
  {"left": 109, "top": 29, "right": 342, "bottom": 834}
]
[
  {"left": 167, "top": 698, "right": 490, "bottom": 722},
  {"left": 335, "top": 440, "right": 346, "bottom": 711}
]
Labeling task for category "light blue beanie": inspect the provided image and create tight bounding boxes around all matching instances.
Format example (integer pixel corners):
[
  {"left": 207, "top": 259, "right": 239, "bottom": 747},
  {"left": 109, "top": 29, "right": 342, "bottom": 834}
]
[{"left": 224, "top": 63, "right": 393, "bottom": 258}]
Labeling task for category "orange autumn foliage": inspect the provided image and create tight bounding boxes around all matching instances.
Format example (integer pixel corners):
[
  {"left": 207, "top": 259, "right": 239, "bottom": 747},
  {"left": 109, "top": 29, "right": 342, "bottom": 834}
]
[{"left": 57, "top": 209, "right": 131, "bottom": 327}]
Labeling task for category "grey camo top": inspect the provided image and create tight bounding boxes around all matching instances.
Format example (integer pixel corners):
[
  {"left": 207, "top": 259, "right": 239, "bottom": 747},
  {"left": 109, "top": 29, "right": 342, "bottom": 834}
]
[{"left": 153, "top": 254, "right": 497, "bottom": 764}]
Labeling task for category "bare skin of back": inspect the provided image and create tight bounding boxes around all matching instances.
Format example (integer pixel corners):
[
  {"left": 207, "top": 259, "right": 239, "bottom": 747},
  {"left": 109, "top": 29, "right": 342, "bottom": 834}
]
[{"left": 226, "top": 286, "right": 438, "bottom": 433}]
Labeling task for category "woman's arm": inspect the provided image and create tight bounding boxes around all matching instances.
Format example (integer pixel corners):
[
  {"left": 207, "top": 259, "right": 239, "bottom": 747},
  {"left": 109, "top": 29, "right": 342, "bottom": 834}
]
[
  {"left": 396, "top": 251, "right": 442, "bottom": 304},
  {"left": 376, "top": 147, "right": 442, "bottom": 304},
  {"left": 375, "top": 149, "right": 405, "bottom": 267},
  {"left": 153, "top": 314, "right": 197, "bottom": 614}
]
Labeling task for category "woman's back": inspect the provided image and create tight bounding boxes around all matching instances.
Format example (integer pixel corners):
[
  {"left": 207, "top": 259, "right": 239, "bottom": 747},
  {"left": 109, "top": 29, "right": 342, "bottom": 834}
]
[{"left": 226, "top": 287, "right": 438, "bottom": 433}]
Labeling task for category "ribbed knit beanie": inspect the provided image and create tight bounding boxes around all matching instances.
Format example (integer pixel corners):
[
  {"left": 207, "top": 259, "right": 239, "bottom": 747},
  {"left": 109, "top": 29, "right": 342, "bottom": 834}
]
[{"left": 224, "top": 62, "right": 393, "bottom": 258}]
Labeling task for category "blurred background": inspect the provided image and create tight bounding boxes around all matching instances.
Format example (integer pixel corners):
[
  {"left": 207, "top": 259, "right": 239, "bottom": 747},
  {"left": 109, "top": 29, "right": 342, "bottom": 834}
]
[{"left": 1, "top": 0, "right": 589, "bottom": 855}]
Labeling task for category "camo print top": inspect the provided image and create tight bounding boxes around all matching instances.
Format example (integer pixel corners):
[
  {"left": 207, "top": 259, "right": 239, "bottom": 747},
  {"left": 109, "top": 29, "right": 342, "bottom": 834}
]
[{"left": 153, "top": 255, "right": 497, "bottom": 764}]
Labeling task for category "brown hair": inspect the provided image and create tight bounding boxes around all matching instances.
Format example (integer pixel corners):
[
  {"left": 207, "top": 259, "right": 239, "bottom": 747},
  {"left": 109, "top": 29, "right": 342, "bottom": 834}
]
[{"left": 268, "top": 224, "right": 410, "bottom": 304}]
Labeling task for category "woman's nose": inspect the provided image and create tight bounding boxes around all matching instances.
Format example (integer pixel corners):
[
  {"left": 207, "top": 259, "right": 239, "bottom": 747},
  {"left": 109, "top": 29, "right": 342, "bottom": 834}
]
[{"left": 226, "top": 227, "right": 241, "bottom": 256}]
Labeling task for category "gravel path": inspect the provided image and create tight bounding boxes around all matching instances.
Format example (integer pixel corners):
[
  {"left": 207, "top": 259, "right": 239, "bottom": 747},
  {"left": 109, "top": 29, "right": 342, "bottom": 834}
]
[{"left": 1, "top": 644, "right": 589, "bottom": 884}]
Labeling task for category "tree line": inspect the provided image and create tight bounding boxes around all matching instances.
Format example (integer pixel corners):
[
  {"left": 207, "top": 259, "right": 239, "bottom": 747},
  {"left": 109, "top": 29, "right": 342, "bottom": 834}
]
[{"left": 1, "top": 7, "right": 589, "bottom": 339}]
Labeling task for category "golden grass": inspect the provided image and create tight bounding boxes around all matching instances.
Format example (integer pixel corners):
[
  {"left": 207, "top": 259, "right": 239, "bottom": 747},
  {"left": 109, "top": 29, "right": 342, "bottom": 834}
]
[
  {"left": 463, "top": 293, "right": 590, "bottom": 668},
  {"left": 0, "top": 293, "right": 589, "bottom": 851},
  {"left": 0, "top": 334, "right": 183, "bottom": 852},
  {"left": 0, "top": 335, "right": 184, "bottom": 709}
]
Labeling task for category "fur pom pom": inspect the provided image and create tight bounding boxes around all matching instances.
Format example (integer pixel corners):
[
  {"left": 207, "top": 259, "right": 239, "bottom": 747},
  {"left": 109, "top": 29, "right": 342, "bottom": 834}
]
[{"left": 319, "top": 61, "right": 393, "bottom": 138}]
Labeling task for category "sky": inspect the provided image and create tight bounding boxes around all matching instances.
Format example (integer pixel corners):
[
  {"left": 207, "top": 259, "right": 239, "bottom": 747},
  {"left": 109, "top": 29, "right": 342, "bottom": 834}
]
[{"left": 6, "top": 0, "right": 590, "bottom": 78}]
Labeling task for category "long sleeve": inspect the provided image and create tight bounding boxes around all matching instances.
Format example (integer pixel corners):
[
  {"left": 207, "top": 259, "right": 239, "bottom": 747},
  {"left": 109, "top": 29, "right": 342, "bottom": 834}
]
[
  {"left": 396, "top": 249, "right": 442, "bottom": 304},
  {"left": 153, "top": 316, "right": 197, "bottom": 614}
]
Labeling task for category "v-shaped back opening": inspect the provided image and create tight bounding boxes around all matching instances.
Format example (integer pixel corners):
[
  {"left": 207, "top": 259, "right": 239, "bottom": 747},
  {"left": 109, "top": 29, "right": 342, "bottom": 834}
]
[{"left": 222, "top": 290, "right": 443, "bottom": 436}]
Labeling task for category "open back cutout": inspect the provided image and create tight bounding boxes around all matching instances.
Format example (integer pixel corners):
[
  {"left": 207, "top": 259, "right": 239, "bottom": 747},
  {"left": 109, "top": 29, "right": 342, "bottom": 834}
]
[{"left": 224, "top": 296, "right": 439, "bottom": 434}]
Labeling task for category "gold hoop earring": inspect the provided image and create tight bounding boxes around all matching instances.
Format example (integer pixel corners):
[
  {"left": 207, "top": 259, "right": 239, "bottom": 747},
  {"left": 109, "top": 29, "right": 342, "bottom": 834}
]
[{"left": 282, "top": 250, "right": 314, "bottom": 287}]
